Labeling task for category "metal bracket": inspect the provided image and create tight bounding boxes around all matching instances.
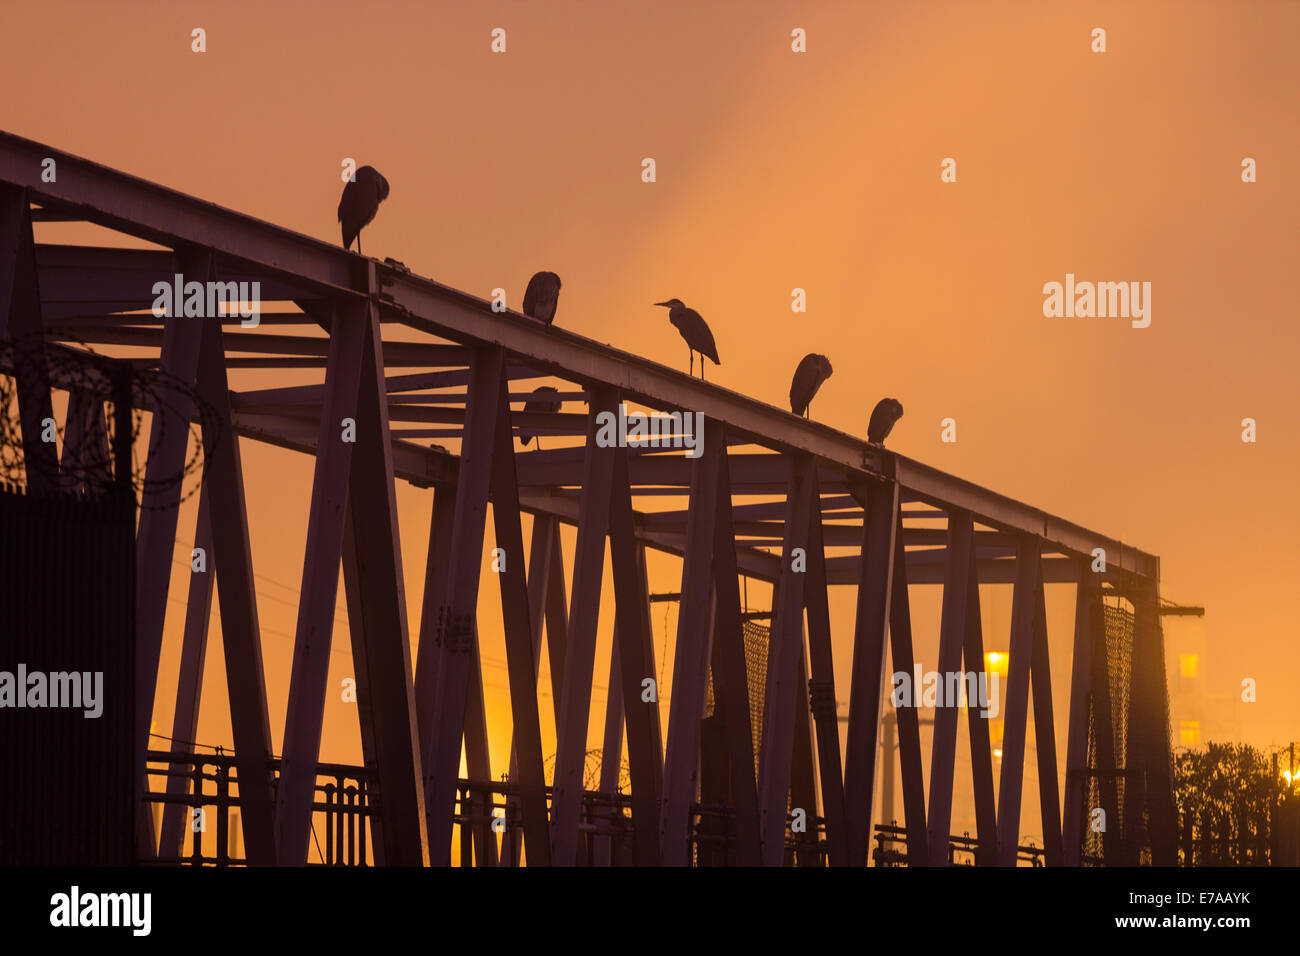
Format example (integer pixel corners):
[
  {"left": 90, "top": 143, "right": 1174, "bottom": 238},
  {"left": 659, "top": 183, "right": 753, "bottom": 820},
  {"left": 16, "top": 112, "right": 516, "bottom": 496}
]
[
  {"left": 435, "top": 605, "right": 475, "bottom": 653},
  {"left": 808, "top": 679, "right": 837, "bottom": 722}
]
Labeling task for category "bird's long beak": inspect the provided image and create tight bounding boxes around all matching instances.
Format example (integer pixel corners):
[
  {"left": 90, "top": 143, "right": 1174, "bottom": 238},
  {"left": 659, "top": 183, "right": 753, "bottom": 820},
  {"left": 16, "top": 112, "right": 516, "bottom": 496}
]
[{"left": 653, "top": 301, "right": 671, "bottom": 307}]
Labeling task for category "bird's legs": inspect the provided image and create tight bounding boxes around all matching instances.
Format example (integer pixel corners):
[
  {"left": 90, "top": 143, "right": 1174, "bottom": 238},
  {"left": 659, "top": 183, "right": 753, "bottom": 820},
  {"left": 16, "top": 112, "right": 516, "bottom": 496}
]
[
  {"left": 701, "top": 359, "right": 706, "bottom": 382},
  {"left": 357, "top": 233, "right": 362, "bottom": 256},
  {"left": 689, "top": 348, "right": 694, "bottom": 378}
]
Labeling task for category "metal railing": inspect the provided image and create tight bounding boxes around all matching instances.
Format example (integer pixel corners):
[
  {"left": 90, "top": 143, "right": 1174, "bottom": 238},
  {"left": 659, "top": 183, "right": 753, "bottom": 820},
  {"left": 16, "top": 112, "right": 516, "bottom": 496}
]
[
  {"left": 146, "top": 748, "right": 1069, "bottom": 866},
  {"left": 143, "top": 749, "right": 371, "bottom": 866},
  {"left": 871, "top": 822, "right": 1047, "bottom": 866}
]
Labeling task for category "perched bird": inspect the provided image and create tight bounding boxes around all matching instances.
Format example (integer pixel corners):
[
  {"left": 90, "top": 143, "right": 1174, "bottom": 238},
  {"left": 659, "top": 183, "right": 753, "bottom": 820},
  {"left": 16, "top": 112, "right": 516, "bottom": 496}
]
[
  {"left": 338, "top": 165, "right": 390, "bottom": 254},
  {"left": 789, "top": 353, "right": 833, "bottom": 418},
  {"left": 518, "top": 385, "right": 562, "bottom": 450},
  {"left": 523, "top": 271, "right": 562, "bottom": 325},
  {"left": 655, "top": 299, "right": 720, "bottom": 380},
  {"left": 867, "top": 397, "right": 904, "bottom": 446}
]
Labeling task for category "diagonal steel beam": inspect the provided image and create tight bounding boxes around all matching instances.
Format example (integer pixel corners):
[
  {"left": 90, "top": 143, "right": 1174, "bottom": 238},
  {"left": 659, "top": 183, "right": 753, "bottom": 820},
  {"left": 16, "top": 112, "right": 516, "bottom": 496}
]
[
  {"left": 488, "top": 363, "right": 551, "bottom": 866},
  {"left": 757, "top": 454, "right": 815, "bottom": 866},
  {"left": 426, "top": 347, "right": 507, "bottom": 864},
  {"left": 927, "top": 510, "right": 975, "bottom": 864},
  {"left": 1031, "top": 581, "right": 1064, "bottom": 865},
  {"left": 340, "top": 295, "right": 431, "bottom": 866},
  {"left": 594, "top": 633, "right": 625, "bottom": 867},
  {"left": 158, "top": 483, "right": 214, "bottom": 858},
  {"left": 961, "top": 530, "right": 998, "bottom": 865},
  {"left": 843, "top": 473, "right": 899, "bottom": 866},
  {"left": 888, "top": 509, "right": 929, "bottom": 865},
  {"left": 790, "top": 636, "right": 820, "bottom": 866},
  {"left": 610, "top": 447, "right": 667, "bottom": 865},
  {"left": 996, "top": 537, "right": 1042, "bottom": 866},
  {"left": 133, "top": 246, "right": 207, "bottom": 858},
  {"left": 1061, "top": 563, "right": 1098, "bottom": 866},
  {"left": 503, "top": 512, "right": 561, "bottom": 866},
  {"left": 660, "top": 418, "right": 725, "bottom": 866},
  {"left": 707, "top": 446, "right": 761, "bottom": 865},
  {"left": 415, "top": 487, "right": 456, "bottom": 770},
  {"left": 550, "top": 387, "right": 619, "bottom": 865},
  {"left": 195, "top": 289, "right": 278, "bottom": 865},
  {"left": 802, "top": 469, "right": 848, "bottom": 865},
  {"left": 276, "top": 297, "right": 367, "bottom": 864}
]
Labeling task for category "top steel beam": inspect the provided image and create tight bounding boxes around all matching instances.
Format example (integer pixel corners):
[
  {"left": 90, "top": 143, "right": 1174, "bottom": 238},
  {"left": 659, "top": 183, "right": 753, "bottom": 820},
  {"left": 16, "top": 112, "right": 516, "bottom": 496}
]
[
  {"left": 0, "top": 131, "right": 1157, "bottom": 578},
  {"left": 0, "top": 132, "right": 361, "bottom": 298}
]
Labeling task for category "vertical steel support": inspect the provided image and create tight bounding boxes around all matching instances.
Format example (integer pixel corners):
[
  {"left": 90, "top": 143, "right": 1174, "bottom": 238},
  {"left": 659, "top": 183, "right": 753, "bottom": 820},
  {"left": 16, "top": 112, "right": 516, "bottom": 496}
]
[
  {"left": 276, "top": 296, "right": 367, "bottom": 864},
  {"left": 962, "top": 527, "right": 998, "bottom": 865},
  {"left": 414, "top": 487, "right": 456, "bottom": 765},
  {"left": 195, "top": 271, "right": 278, "bottom": 865},
  {"left": 413, "top": 482, "right": 495, "bottom": 865},
  {"left": 550, "top": 387, "right": 618, "bottom": 864},
  {"left": 995, "top": 536, "right": 1042, "bottom": 866},
  {"left": 133, "top": 247, "right": 207, "bottom": 856},
  {"left": 609, "top": 447, "right": 666, "bottom": 864},
  {"left": 757, "top": 454, "right": 815, "bottom": 866},
  {"left": 1130, "top": 581, "right": 1177, "bottom": 865},
  {"left": 527, "top": 515, "right": 560, "bottom": 724},
  {"left": 426, "top": 347, "right": 507, "bottom": 864},
  {"left": 1031, "top": 582, "right": 1064, "bottom": 865},
  {"left": 790, "top": 635, "right": 820, "bottom": 866},
  {"left": 660, "top": 419, "right": 725, "bottom": 865},
  {"left": 1061, "top": 563, "right": 1096, "bottom": 866},
  {"left": 338, "top": 268, "right": 430, "bottom": 865},
  {"left": 0, "top": 184, "right": 57, "bottom": 491},
  {"left": 707, "top": 446, "right": 761, "bottom": 865},
  {"left": 843, "top": 474, "right": 901, "bottom": 866},
  {"left": 802, "top": 471, "right": 847, "bottom": 865},
  {"left": 593, "top": 633, "right": 625, "bottom": 867},
  {"left": 888, "top": 515, "right": 929, "bottom": 865},
  {"left": 926, "top": 510, "right": 974, "bottom": 864},
  {"left": 159, "top": 484, "right": 214, "bottom": 857},
  {"left": 504, "top": 513, "right": 561, "bottom": 865},
  {"left": 488, "top": 367, "right": 551, "bottom": 865},
  {"left": 544, "top": 526, "right": 569, "bottom": 711}
]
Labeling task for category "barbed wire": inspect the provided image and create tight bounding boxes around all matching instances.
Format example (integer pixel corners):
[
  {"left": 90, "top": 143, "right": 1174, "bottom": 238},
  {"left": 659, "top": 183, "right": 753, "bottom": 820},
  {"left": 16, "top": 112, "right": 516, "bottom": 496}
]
[{"left": 0, "top": 328, "right": 222, "bottom": 508}]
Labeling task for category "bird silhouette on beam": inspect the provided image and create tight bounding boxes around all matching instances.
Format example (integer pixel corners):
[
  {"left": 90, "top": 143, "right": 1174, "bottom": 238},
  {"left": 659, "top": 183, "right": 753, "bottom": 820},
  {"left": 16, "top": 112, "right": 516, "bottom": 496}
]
[
  {"left": 338, "top": 165, "right": 389, "bottom": 255},
  {"left": 789, "top": 353, "right": 833, "bottom": 418},
  {"left": 868, "top": 397, "right": 904, "bottom": 446},
  {"left": 523, "top": 271, "right": 562, "bottom": 326},
  {"left": 655, "top": 298, "right": 720, "bottom": 380}
]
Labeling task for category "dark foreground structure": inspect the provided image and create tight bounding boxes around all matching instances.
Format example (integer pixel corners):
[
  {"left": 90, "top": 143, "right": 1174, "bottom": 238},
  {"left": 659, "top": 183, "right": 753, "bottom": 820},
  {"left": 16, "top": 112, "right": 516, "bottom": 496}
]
[{"left": 0, "top": 133, "right": 1176, "bottom": 866}]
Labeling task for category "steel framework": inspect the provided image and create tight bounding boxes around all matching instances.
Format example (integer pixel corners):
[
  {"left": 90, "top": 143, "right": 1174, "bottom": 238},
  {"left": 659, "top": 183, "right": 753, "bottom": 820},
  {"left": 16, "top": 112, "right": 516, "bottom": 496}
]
[{"left": 0, "top": 131, "right": 1177, "bottom": 866}]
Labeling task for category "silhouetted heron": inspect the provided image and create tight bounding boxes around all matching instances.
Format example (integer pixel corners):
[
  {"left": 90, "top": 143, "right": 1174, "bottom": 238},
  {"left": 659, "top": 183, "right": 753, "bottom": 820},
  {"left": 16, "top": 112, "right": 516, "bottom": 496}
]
[
  {"left": 655, "top": 299, "right": 719, "bottom": 380},
  {"left": 789, "top": 353, "right": 833, "bottom": 418},
  {"left": 338, "top": 166, "right": 390, "bottom": 255},
  {"left": 868, "top": 397, "right": 904, "bottom": 446},
  {"left": 523, "top": 271, "right": 562, "bottom": 325},
  {"left": 519, "top": 385, "right": 562, "bottom": 450}
]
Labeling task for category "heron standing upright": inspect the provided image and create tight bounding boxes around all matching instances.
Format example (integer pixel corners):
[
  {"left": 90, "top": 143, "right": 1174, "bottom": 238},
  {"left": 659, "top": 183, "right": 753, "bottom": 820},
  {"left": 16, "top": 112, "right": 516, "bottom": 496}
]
[
  {"left": 867, "top": 397, "right": 904, "bottom": 446},
  {"left": 523, "top": 271, "right": 562, "bottom": 325},
  {"left": 655, "top": 299, "right": 720, "bottom": 380},
  {"left": 338, "top": 165, "right": 390, "bottom": 255},
  {"left": 789, "top": 353, "right": 833, "bottom": 418},
  {"left": 519, "top": 385, "right": 562, "bottom": 450}
]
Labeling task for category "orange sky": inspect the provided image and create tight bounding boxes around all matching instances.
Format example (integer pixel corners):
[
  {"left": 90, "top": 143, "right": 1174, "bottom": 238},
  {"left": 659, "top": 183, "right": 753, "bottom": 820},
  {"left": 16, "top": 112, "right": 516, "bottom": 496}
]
[{"left": 3, "top": 0, "right": 1298, "bottom": 850}]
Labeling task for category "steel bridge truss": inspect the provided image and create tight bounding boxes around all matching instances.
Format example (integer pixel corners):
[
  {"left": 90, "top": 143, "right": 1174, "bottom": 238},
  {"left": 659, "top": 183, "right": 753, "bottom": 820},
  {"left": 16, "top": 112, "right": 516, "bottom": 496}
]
[{"left": 0, "top": 132, "right": 1177, "bottom": 866}]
